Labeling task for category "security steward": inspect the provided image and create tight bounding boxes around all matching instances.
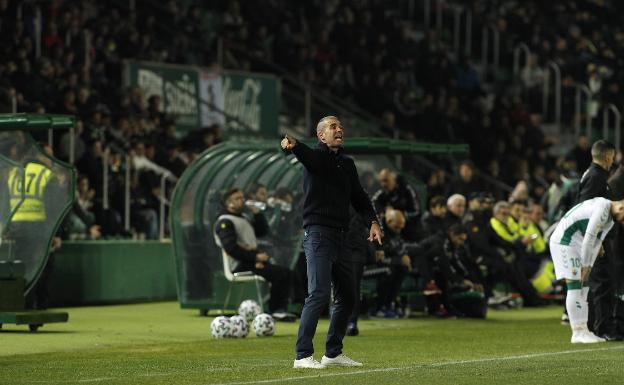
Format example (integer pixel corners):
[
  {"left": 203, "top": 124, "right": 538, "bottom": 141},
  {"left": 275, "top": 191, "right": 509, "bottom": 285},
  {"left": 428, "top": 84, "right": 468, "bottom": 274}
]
[{"left": 6, "top": 152, "right": 59, "bottom": 309}]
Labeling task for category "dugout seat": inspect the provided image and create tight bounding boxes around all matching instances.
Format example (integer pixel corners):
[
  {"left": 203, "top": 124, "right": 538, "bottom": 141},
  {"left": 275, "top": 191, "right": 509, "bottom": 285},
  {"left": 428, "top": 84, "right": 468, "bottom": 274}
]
[{"left": 221, "top": 250, "right": 266, "bottom": 312}]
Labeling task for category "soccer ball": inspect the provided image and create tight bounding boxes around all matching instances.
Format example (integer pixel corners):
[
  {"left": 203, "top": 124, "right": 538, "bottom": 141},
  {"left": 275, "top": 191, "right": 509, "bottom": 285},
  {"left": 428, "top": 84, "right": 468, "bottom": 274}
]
[
  {"left": 211, "top": 316, "right": 231, "bottom": 338},
  {"left": 229, "top": 315, "right": 249, "bottom": 338},
  {"left": 252, "top": 313, "right": 275, "bottom": 337},
  {"left": 238, "top": 299, "right": 262, "bottom": 322}
]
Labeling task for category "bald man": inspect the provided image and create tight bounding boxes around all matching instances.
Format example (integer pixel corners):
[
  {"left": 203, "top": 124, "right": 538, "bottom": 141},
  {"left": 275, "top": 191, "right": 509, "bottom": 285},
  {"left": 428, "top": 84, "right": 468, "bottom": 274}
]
[
  {"left": 281, "top": 116, "right": 382, "bottom": 369},
  {"left": 372, "top": 168, "right": 421, "bottom": 240}
]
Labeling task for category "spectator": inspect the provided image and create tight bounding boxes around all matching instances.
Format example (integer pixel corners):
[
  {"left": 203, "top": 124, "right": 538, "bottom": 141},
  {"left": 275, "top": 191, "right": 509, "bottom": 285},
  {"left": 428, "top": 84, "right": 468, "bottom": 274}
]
[
  {"left": 444, "top": 194, "right": 466, "bottom": 229},
  {"left": 449, "top": 160, "right": 483, "bottom": 198},
  {"left": 420, "top": 195, "right": 447, "bottom": 238},
  {"left": 568, "top": 135, "right": 592, "bottom": 175}
]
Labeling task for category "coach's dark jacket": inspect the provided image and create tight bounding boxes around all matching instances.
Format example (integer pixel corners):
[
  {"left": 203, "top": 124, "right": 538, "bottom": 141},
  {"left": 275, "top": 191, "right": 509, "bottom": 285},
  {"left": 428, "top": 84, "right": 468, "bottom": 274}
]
[
  {"left": 577, "top": 162, "right": 612, "bottom": 202},
  {"left": 289, "top": 141, "right": 377, "bottom": 229}
]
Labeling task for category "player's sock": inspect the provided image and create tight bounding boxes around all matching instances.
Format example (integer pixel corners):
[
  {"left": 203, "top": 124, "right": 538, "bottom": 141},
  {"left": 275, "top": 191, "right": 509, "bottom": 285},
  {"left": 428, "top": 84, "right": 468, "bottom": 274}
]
[{"left": 566, "top": 287, "right": 587, "bottom": 331}]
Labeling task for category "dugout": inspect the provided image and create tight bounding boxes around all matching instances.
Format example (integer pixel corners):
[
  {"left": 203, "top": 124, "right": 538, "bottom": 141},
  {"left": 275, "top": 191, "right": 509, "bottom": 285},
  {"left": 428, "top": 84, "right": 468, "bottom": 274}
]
[
  {"left": 170, "top": 138, "right": 469, "bottom": 314},
  {"left": 0, "top": 113, "right": 75, "bottom": 331}
]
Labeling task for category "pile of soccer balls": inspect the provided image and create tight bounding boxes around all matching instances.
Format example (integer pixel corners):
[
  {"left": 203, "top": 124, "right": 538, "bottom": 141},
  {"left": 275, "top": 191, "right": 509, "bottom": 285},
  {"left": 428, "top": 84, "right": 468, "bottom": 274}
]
[{"left": 210, "top": 299, "right": 276, "bottom": 338}]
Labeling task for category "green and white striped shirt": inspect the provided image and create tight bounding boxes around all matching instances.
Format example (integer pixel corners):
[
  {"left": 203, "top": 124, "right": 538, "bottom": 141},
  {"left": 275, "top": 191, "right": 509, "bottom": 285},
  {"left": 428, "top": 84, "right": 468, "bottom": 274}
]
[{"left": 552, "top": 197, "right": 614, "bottom": 266}]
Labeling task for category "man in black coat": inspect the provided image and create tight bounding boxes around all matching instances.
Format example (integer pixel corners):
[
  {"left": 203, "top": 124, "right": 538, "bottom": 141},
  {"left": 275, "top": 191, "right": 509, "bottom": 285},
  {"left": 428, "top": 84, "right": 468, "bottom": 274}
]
[
  {"left": 344, "top": 210, "right": 378, "bottom": 336},
  {"left": 608, "top": 164, "right": 624, "bottom": 335},
  {"left": 282, "top": 116, "right": 382, "bottom": 369},
  {"left": 372, "top": 168, "right": 421, "bottom": 240},
  {"left": 577, "top": 140, "right": 621, "bottom": 340}
]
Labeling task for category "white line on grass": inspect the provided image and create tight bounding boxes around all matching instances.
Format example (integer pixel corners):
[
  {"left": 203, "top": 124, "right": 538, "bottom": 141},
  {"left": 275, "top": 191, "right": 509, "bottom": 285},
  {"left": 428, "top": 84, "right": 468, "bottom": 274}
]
[
  {"left": 19, "top": 345, "right": 624, "bottom": 384},
  {"left": 207, "top": 345, "right": 624, "bottom": 385}
]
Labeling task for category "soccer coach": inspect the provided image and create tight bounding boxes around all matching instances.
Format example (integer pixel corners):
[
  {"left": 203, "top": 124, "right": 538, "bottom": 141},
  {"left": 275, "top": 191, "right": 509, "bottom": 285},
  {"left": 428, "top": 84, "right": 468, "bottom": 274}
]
[{"left": 281, "top": 116, "right": 382, "bottom": 369}]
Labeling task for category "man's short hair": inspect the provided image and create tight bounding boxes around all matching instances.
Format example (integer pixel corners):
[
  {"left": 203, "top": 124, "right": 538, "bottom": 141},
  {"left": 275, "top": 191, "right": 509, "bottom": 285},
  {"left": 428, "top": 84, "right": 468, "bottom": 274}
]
[
  {"left": 510, "top": 199, "right": 527, "bottom": 207},
  {"left": 447, "top": 194, "right": 466, "bottom": 207},
  {"left": 222, "top": 188, "right": 242, "bottom": 205},
  {"left": 316, "top": 115, "right": 338, "bottom": 134},
  {"left": 429, "top": 195, "right": 446, "bottom": 209},
  {"left": 245, "top": 182, "right": 265, "bottom": 197},
  {"left": 591, "top": 140, "right": 615, "bottom": 161},
  {"left": 493, "top": 201, "right": 510, "bottom": 215}
]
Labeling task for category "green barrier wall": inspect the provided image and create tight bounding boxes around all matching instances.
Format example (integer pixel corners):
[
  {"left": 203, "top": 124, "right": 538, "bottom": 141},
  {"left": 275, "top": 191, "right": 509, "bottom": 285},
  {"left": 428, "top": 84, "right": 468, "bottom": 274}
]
[{"left": 48, "top": 241, "right": 177, "bottom": 306}]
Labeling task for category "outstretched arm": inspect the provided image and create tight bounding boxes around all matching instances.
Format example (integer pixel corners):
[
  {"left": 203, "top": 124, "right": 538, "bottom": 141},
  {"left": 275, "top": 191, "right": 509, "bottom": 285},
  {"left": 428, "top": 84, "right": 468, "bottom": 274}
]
[{"left": 281, "top": 135, "right": 324, "bottom": 173}]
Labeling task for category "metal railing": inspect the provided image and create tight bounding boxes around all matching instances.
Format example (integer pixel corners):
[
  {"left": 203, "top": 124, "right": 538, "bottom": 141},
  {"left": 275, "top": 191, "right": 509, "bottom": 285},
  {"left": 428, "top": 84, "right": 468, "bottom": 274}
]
[
  {"left": 512, "top": 43, "right": 531, "bottom": 78},
  {"left": 542, "top": 61, "right": 561, "bottom": 128},
  {"left": 481, "top": 25, "right": 500, "bottom": 79},
  {"left": 602, "top": 104, "right": 621, "bottom": 151},
  {"left": 574, "top": 84, "right": 591, "bottom": 138},
  {"left": 452, "top": 5, "right": 472, "bottom": 58}
]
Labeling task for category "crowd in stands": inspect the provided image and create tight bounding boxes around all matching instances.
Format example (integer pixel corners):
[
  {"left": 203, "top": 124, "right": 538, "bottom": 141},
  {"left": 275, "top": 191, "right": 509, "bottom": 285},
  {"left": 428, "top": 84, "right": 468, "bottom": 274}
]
[
  {"left": 2, "top": 0, "right": 623, "bottom": 326},
  {"left": 2, "top": 0, "right": 618, "bottom": 242},
  {"left": 0, "top": 0, "right": 223, "bottom": 238}
]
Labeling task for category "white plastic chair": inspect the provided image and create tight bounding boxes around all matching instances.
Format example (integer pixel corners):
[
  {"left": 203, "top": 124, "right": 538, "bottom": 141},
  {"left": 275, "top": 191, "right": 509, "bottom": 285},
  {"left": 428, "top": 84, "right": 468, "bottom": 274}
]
[{"left": 221, "top": 250, "right": 266, "bottom": 312}]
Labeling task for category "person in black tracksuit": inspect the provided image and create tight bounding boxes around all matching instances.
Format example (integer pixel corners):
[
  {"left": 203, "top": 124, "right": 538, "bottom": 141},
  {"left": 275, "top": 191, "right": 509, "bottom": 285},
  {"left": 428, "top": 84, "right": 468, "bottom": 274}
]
[
  {"left": 372, "top": 168, "right": 421, "bottom": 240},
  {"left": 576, "top": 140, "right": 622, "bottom": 340},
  {"left": 608, "top": 165, "right": 624, "bottom": 334},
  {"left": 344, "top": 210, "right": 377, "bottom": 336}
]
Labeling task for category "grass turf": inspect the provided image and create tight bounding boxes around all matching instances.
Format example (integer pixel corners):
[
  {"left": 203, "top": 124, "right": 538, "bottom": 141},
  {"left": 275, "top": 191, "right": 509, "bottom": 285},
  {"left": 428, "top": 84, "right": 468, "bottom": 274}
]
[{"left": 0, "top": 302, "right": 622, "bottom": 385}]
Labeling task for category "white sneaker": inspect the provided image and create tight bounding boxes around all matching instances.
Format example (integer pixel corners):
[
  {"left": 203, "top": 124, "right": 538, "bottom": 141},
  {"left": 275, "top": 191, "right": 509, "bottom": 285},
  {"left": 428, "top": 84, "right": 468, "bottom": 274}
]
[
  {"left": 571, "top": 330, "right": 606, "bottom": 344},
  {"left": 321, "top": 354, "right": 363, "bottom": 367},
  {"left": 293, "top": 356, "right": 326, "bottom": 369}
]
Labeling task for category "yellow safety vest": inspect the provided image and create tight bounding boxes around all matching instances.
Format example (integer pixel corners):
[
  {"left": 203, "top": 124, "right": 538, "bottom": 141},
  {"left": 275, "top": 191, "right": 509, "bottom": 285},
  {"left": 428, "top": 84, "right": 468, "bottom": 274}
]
[
  {"left": 490, "top": 217, "right": 519, "bottom": 242},
  {"left": 8, "top": 162, "right": 52, "bottom": 221},
  {"left": 519, "top": 222, "right": 546, "bottom": 254}
]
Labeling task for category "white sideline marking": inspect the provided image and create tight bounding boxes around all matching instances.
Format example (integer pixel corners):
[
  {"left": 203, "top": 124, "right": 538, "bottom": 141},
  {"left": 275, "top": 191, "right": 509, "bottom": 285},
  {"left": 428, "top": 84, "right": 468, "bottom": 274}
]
[
  {"left": 21, "top": 345, "right": 624, "bottom": 384},
  {"left": 207, "top": 345, "right": 624, "bottom": 385}
]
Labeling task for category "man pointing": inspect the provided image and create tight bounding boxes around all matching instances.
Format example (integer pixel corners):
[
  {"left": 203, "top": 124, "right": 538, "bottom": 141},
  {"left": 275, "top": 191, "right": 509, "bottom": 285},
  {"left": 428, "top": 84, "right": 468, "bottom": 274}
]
[{"left": 282, "top": 116, "right": 382, "bottom": 369}]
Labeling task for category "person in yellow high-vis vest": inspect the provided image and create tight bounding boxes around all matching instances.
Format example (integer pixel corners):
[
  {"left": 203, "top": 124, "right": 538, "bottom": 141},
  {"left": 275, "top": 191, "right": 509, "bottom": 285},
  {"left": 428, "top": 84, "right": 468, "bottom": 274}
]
[
  {"left": 8, "top": 160, "right": 53, "bottom": 222},
  {"left": 6, "top": 156, "right": 57, "bottom": 308}
]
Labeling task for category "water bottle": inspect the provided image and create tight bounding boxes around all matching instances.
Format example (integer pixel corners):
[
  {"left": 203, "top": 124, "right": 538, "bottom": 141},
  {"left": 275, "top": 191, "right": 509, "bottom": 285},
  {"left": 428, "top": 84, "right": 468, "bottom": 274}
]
[{"left": 245, "top": 200, "right": 266, "bottom": 210}]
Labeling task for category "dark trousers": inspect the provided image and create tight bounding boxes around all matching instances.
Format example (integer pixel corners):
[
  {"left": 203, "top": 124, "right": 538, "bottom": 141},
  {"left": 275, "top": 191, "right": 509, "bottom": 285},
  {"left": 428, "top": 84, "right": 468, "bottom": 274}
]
[
  {"left": 348, "top": 262, "right": 365, "bottom": 324},
  {"left": 588, "top": 248, "right": 616, "bottom": 335},
  {"left": 295, "top": 225, "right": 356, "bottom": 360},
  {"left": 235, "top": 263, "right": 292, "bottom": 313},
  {"left": 377, "top": 265, "right": 409, "bottom": 308}
]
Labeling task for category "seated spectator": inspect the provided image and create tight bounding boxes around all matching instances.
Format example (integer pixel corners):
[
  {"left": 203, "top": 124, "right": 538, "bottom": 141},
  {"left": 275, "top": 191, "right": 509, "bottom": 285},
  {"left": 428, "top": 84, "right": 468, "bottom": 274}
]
[
  {"left": 214, "top": 188, "right": 294, "bottom": 320},
  {"left": 62, "top": 175, "right": 102, "bottom": 240},
  {"left": 507, "top": 200, "right": 527, "bottom": 234},
  {"left": 449, "top": 160, "right": 483, "bottom": 198},
  {"left": 436, "top": 224, "right": 487, "bottom": 319},
  {"left": 444, "top": 194, "right": 466, "bottom": 228},
  {"left": 420, "top": 195, "right": 447, "bottom": 238},
  {"left": 481, "top": 201, "right": 543, "bottom": 307},
  {"left": 372, "top": 168, "right": 421, "bottom": 240}
]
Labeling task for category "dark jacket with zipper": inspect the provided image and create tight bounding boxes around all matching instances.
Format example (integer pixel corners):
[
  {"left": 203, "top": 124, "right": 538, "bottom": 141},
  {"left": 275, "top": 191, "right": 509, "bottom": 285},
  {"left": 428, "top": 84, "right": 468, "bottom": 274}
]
[{"left": 289, "top": 141, "right": 377, "bottom": 229}]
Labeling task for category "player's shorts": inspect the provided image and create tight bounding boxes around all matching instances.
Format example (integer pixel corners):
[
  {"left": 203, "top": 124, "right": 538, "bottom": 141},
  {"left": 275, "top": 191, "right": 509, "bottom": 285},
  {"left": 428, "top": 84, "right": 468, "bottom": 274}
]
[{"left": 549, "top": 239, "right": 581, "bottom": 281}]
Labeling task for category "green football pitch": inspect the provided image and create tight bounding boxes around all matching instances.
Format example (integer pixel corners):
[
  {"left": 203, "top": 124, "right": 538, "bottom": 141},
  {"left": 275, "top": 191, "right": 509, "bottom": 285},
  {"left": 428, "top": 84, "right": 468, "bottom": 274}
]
[{"left": 1, "top": 302, "right": 622, "bottom": 385}]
